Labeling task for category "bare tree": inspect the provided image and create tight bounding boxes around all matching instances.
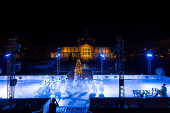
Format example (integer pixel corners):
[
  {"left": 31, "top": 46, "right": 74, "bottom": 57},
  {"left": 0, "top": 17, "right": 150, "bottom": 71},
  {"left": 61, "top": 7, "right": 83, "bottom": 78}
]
[{"left": 155, "top": 68, "right": 165, "bottom": 80}]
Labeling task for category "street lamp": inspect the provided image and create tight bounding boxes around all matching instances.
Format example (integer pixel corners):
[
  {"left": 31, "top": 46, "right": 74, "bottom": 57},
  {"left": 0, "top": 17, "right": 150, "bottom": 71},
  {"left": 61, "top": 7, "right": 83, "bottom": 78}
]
[
  {"left": 56, "top": 47, "right": 61, "bottom": 75},
  {"left": 0, "top": 68, "right": 2, "bottom": 75},
  {"left": 147, "top": 51, "right": 152, "bottom": 75},
  {"left": 6, "top": 54, "right": 11, "bottom": 57},
  {"left": 6, "top": 54, "right": 11, "bottom": 75},
  {"left": 5, "top": 53, "right": 11, "bottom": 101},
  {"left": 100, "top": 48, "right": 105, "bottom": 75}
]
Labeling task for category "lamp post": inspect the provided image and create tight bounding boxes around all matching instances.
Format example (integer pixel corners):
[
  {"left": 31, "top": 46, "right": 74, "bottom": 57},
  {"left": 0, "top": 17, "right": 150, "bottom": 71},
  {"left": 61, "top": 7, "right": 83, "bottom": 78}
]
[
  {"left": 114, "top": 36, "right": 125, "bottom": 107},
  {"left": 0, "top": 67, "right": 2, "bottom": 75},
  {"left": 56, "top": 47, "right": 61, "bottom": 75},
  {"left": 6, "top": 54, "right": 11, "bottom": 99},
  {"left": 147, "top": 51, "right": 152, "bottom": 75},
  {"left": 4, "top": 38, "right": 21, "bottom": 109},
  {"left": 100, "top": 48, "right": 104, "bottom": 75}
]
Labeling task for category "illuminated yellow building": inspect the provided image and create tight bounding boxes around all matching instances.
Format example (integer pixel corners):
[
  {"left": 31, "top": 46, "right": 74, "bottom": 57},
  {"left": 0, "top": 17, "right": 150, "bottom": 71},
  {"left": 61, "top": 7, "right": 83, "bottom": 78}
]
[{"left": 51, "top": 31, "right": 116, "bottom": 61}]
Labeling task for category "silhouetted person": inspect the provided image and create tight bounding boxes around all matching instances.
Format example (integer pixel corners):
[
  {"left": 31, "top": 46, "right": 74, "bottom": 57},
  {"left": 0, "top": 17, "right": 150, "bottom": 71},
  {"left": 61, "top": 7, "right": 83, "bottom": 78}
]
[
  {"left": 93, "top": 104, "right": 104, "bottom": 113},
  {"left": 12, "top": 104, "right": 20, "bottom": 113},
  {"left": 49, "top": 98, "right": 59, "bottom": 113},
  {"left": 161, "top": 83, "right": 168, "bottom": 97},
  {"left": 23, "top": 103, "right": 32, "bottom": 113},
  {"left": 87, "top": 106, "right": 92, "bottom": 113}
]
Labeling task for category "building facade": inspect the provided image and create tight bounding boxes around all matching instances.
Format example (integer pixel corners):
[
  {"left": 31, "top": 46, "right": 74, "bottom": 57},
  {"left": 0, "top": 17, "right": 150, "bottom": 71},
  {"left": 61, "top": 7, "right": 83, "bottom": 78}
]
[{"left": 51, "top": 32, "right": 116, "bottom": 61}]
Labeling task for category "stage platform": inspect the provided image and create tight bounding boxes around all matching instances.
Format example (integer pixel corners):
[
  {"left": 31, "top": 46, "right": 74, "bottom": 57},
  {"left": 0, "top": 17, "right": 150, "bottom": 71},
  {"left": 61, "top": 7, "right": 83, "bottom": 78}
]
[{"left": 0, "top": 77, "right": 170, "bottom": 107}]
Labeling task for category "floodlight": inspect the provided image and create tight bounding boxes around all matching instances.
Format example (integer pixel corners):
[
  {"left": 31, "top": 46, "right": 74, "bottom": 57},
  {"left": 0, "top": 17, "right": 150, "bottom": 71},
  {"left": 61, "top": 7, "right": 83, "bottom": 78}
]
[
  {"left": 100, "top": 54, "right": 105, "bottom": 58},
  {"left": 6, "top": 54, "right": 11, "bottom": 57},
  {"left": 102, "top": 55, "right": 104, "bottom": 58},
  {"left": 147, "top": 51, "right": 152, "bottom": 75},
  {"left": 147, "top": 54, "right": 152, "bottom": 57}
]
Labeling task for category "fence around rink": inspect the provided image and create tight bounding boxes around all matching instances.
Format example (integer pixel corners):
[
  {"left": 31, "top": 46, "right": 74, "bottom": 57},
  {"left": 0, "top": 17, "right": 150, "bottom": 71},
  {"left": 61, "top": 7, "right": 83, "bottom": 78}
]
[
  {"left": 90, "top": 97, "right": 169, "bottom": 108},
  {"left": 93, "top": 75, "right": 161, "bottom": 80},
  {"left": 0, "top": 75, "right": 67, "bottom": 80},
  {"left": 1, "top": 75, "right": 170, "bottom": 81}
]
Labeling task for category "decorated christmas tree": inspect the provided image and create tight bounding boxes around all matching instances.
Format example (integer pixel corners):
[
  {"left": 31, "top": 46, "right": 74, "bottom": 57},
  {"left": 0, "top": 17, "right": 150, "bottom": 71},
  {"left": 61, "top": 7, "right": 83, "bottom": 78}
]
[{"left": 74, "top": 59, "right": 82, "bottom": 75}]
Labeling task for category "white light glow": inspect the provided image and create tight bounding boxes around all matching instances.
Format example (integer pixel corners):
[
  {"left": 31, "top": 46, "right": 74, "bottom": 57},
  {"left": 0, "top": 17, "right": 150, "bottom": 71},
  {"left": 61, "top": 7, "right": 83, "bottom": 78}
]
[
  {"left": 147, "top": 54, "right": 152, "bottom": 57},
  {"left": 100, "top": 54, "right": 105, "bottom": 58},
  {"left": 56, "top": 53, "right": 60, "bottom": 58},
  {"left": 5, "top": 54, "right": 11, "bottom": 57}
]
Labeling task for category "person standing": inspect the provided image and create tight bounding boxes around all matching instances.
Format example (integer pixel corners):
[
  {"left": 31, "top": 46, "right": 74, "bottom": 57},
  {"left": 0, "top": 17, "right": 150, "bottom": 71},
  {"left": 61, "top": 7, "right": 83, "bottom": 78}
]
[
  {"left": 161, "top": 83, "right": 168, "bottom": 97},
  {"left": 72, "top": 73, "right": 78, "bottom": 87},
  {"left": 56, "top": 78, "right": 61, "bottom": 92},
  {"left": 49, "top": 98, "right": 59, "bottom": 113},
  {"left": 79, "top": 77, "right": 84, "bottom": 91},
  {"left": 65, "top": 78, "right": 69, "bottom": 92},
  {"left": 22, "top": 103, "right": 32, "bottom": 113},
  {"left": 84, "top": 78, "right": 89, "bottom": 92},
  {"left": 12, "top": 104, "right": 19, "bottom": 113},
  {"left": 92, "top": 80, "right": 97, "bottom": 93},
  {"left": 99, "top": 79, "right": 104, "bottom": 93},
  {"left": 93, "top": 104, "right": 104, "bottom": 113}
]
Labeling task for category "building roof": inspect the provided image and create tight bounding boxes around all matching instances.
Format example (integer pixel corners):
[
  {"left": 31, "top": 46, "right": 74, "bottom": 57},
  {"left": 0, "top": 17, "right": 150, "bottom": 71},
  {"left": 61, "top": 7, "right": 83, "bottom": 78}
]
[
  {"left": 78, "top": 30, "right": 95, "bottom": 46},
  {"left": 80, "top": 30, "right": 93, "bottom": 39}
]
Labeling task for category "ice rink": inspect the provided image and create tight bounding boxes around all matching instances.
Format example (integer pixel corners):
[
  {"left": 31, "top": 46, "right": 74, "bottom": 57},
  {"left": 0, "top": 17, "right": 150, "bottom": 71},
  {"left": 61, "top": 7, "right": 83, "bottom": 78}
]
[{"left": 0, "top": 79, "right": 170, "bottom": 107}]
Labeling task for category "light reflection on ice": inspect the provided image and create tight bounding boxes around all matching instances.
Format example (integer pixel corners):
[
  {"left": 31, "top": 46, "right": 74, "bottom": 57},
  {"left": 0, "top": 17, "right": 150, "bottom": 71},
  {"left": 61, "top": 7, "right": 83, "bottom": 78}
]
[{"left": 0, "top": 79, "right": 169, "bottom": 107}]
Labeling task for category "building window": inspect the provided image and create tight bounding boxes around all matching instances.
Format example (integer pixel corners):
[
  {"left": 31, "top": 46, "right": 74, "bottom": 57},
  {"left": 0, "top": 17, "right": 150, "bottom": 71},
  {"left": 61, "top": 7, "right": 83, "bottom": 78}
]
[
  {"left": 83, "top": 52, "right": 84, "bottom": 55},
  {"left": 83, "top": 49, "right": 84, "bottom": 51},
  {"left": 88, "top": 49, "right": 90, "bottom": 51},
  {"left": 88, "top": 52, "right": 90, "bottom": 55},
  {"left": 85, "top": 52, "right": 87, "bottom": 55},
  {"left": 85, "top": 48, "right": 87, "bottom": 51}
]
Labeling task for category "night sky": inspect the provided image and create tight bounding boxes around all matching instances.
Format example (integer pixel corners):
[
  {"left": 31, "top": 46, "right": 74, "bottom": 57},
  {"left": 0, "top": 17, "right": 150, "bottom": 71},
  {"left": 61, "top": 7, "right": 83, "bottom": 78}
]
[{"left": 1, "top": 1, "right": 170, "bottom": 47}]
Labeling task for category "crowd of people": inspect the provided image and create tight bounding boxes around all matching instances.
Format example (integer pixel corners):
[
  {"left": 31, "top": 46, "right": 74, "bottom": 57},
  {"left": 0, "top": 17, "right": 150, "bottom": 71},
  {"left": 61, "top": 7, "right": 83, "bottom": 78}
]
[
  {"left": 38, "top": 73, "right": 105, "bottom": 97},
  {"left": 133, "top": 83, "right": 168, "bottom": 98},
  {"left": 10, "top": 103, "right": 32, "bottom": 113}
]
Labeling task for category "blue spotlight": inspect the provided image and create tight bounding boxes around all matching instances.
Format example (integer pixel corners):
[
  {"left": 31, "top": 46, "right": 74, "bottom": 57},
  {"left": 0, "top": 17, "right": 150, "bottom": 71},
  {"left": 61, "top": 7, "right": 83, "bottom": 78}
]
[
  {"left": 147, "top": 54, "right": 152, "bottom": 57},
  {"left": 56, "top": 53, "right": 60, "bottom": 58},
  {"left": 147, "top": 51, "right": 152, "bottom": 75},
  {"left": 100, "top": 54, "right": 105, "bottom": 58},
  {"left": 6, "top": 54, "right": 11, "bottom": 57}
]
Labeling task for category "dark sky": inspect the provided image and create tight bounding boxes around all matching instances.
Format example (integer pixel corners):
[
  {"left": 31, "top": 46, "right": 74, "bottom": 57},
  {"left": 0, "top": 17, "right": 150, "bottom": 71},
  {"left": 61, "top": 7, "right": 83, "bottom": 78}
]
[{"left": 1, "top": 1, "right": 170, "bottom": 47}]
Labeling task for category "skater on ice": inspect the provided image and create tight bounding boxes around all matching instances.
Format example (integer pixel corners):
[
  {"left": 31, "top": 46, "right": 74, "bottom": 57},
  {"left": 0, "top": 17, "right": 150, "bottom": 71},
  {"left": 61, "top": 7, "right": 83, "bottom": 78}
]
[
  {"left": 84, "top": 78, "right": 89, "bottom": 92},
  {"left": 99, "top": 79, "right": 104, "bottom": 93},
  {"left": 56, "top": 78, "right": 61, "bottom": 92},
  {"left": 48, "top": 78, "right": 54, "bottom": 91},
  {"left": 41, "top": 75, "right": 49, "bottom": 85},
  {"left": 92, "top": 80, "right": 97, "bottom": 93},
  {"left": 65, "top": 78, "right": 69, "bottom": 92},
  {"left": 72, "top": 73, "right": 78, "bottom": 88},
  {"left": 79, "top": 77, "right": 84, "bottom": 91},
  {"left": 52, "top": 78, "right": 62, "bottom": 101}
]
